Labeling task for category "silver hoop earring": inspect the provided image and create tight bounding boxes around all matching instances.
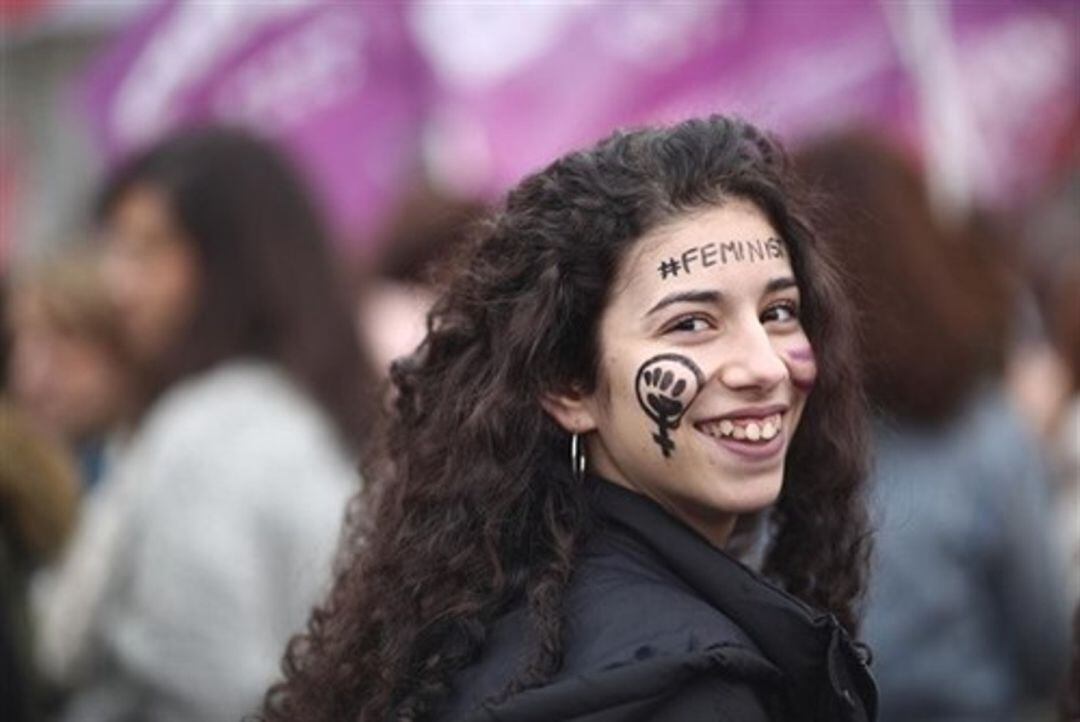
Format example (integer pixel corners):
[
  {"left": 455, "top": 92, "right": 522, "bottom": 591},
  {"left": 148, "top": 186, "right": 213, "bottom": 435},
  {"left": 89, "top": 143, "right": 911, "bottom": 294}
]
[{"left": 570, "top": 432, "right": 587, "bottom": 482}]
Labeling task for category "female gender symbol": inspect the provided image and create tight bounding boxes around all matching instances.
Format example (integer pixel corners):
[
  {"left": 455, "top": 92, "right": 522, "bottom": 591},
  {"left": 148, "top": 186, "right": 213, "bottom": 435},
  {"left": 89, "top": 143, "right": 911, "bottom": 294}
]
[{"left": 634, "top": 353, "right": 705, "bottom": 458}]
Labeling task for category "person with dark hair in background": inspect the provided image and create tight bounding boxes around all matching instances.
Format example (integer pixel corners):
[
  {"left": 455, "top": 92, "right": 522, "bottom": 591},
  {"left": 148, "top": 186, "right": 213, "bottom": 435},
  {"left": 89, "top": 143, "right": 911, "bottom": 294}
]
[
  {"left": 261, "top": 115, "right": 877, "bottom": 722},
  {"left": 356, "top": 183, "right": 484, "bottom": 378},
  {"left": 34, "top": 127, "right": 375, "bottom": 722},
  {"left": 795, "top": 132, "right": 1070, "bottom": 722}
]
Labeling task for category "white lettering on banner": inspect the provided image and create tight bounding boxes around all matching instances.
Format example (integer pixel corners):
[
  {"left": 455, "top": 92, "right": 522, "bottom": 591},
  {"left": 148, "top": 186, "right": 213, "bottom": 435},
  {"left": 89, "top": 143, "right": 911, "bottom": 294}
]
[
  {"left": 112, "top": 0, "right": 315, "bottom": 147},
  {"left": 595, "top": 3, "right": 721, "bottom": 66},
  {"left": 408, "top": 3, "right": 579, "bottom": 90},
  {"left": 212, "top": 7, "right": 366, "bottom": 133},
  {"left": 964, "top": 15, "right": 1072, "bottom": 130}
]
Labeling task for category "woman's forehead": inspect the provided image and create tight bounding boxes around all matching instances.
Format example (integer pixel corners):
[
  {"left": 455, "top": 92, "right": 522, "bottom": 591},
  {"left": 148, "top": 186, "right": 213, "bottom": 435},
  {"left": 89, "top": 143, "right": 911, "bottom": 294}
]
[{"left": 616, "top": 202, "right": 789, "bottom": 293}]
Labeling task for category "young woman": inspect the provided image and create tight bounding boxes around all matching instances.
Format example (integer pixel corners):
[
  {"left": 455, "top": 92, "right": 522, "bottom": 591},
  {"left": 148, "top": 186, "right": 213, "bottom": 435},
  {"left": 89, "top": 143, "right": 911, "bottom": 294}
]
[
  {"left": 263, "top": 116, "right": 876, "bottom": 721},
  {"left": 36, "top": 127, "right": 374, "bottom": 722}
]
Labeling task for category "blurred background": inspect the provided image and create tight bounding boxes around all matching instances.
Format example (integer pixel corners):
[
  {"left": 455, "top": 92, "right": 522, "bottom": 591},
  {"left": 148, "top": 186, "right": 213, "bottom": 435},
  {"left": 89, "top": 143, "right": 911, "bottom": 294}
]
[{"left": 0, "top": 1, "right": 1076, "bottom": 721}]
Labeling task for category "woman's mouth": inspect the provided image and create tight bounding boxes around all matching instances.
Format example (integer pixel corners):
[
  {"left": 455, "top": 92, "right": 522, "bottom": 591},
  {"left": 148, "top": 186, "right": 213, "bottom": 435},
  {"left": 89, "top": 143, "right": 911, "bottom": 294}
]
[
  {"left": 696, "top": 413, "right": 783, "bottom": 442},
  {"left": 693, "top": 411, "right": 787, "bottom": 461}
]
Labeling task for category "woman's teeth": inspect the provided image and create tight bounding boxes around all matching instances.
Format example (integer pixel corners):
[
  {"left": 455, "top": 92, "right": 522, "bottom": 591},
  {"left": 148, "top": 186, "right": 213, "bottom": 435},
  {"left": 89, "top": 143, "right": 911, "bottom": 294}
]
[{"left": 699, "top": 414, "right": 782, "bottom": 442}]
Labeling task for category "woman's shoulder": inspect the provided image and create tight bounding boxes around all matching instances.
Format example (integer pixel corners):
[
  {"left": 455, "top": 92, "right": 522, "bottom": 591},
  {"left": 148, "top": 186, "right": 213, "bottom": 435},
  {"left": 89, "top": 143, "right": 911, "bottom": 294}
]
[
  {"left": 555, "top": 548, "right": 780, "bottom": 717},
  {"left": 144, "top": 360, "right": 312, "bottom": 430},
  {"left": 457, "top": 644, "right": 779, "bottom": 721},
  {"left": 449, "top": 597, "right": 779, "bottom": 722},
  {"left": 561, "top": 530, "right": 766, "bottom": 670},
  {"left": 133, "top": 360, "right": 347, "bottom": 461},
  {"left": 119, "top": 359, "right": 355, "bottom": 506},
  {"left": 441, "top": 528, "right": 778, "bottom": 721}
]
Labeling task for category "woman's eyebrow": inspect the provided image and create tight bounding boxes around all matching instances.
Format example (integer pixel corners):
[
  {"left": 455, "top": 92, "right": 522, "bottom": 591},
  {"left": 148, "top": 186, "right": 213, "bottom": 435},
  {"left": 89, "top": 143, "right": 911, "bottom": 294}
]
[
  {"left": 645, "top": 289, "right": 722, "bottom": 317},
  {"left": 765, "top": 277, "right": 798, "bottom": 294}
]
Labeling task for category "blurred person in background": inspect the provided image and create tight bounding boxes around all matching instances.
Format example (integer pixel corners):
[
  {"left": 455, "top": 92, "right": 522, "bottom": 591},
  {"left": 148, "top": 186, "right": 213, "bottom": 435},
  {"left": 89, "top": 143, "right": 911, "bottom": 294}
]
[
  {"left": 262, "top": 116, "right": 877, "bottom": 722},
  {"left": 34, "top": 127, "right": 375, "bottom": 722},
  {"left": 5, "top": 251, "right": 132, "bottom": 491},
  {"left": 0, "top": 284, "right": 81, "bottom": 722},
  {"left": 356, "top": 183, "right": 483, "bottom": 378},
  {"left": 1046, "top": 256, "right": 1080, "bottom": 603},
  {"left": 1063, "top": 604, "right": 1079, "bottom": 721},
  {"left": 1016, "top": 162, "right": 1080, "bottom": 608},
  {"left": 1013, "top": 144, "right": 1078, "bottom": 722},
  {"left": 795, "top": 132, "right": 1071, "bottom": 722},
  {"left": 3, "top": 252, "right": 131, "bottom": 717}
]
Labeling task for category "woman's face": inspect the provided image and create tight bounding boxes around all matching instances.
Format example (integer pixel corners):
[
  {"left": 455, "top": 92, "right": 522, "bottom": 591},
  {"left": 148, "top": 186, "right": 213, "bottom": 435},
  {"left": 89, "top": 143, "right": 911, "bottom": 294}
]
[
  {"left": 570, "top": 199, "right": 816, "bottom": 546},
  {"left": 100, "top": 184, "right": 201, "bottom": 364},
  {"left": 7, "top": 290, "right": 127, "bottom": 441}
]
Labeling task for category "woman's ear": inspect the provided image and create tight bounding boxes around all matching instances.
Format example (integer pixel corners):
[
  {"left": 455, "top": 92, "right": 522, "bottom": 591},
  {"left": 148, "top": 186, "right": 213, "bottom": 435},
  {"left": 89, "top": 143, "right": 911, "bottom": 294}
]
[{"left": 539, "top": 388, "right": 599, "bottom": 435}]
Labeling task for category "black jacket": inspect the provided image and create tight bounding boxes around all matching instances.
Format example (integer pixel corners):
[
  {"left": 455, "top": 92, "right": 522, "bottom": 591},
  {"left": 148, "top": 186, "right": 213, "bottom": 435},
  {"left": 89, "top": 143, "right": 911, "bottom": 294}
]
[{"left": 436, "top": 479, "right": 877, "bottom": 721}]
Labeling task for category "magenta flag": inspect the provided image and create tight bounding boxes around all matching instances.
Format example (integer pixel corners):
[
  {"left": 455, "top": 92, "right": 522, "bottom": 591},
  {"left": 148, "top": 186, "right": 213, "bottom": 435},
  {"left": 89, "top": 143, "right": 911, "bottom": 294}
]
[
  {"left": 410, "top": 1, "right": 910, "bottom": 198},
  {"left": 80, "top": 0, "right": 1076, "bottom": 245},
  {"left": 410, "top": 0, "right": 1076, "bottom": 208},
  {"left": 80, "top": 0, "right": 431, "bottom": 249}
]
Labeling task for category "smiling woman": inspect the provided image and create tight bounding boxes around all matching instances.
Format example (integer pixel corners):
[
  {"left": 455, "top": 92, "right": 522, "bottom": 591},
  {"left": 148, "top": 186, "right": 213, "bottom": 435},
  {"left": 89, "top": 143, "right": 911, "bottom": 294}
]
[
  {"left": 542, "top": 200, "right": 816, "bottom": 547},
  {"left": 262, "top": 116, "right": 876, "bottom": 722}
]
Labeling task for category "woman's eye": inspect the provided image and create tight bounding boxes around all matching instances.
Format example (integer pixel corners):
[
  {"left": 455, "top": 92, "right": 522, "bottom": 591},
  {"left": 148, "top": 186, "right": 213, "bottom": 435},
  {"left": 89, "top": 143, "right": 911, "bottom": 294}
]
[
  {"left": 762, "top": 302, "right": 799, "bottom": 324},
  {"left": 666, "top": 316, "right": 712, "bottom": 333}
]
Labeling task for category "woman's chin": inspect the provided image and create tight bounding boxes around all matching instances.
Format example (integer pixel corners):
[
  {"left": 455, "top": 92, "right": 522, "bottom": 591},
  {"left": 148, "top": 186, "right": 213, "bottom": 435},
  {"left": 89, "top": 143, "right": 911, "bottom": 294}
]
[{"left": 700, "top": 473, "right": 784, "bottom": 516}]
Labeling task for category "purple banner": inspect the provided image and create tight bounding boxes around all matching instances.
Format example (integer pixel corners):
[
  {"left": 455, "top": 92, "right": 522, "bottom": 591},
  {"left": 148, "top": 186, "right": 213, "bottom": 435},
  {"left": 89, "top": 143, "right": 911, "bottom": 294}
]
[
  {"left": 80, "top": 0, "right": 430, "bottom": 250},
  {"left": 410, "top": 0, "right": 1076, "bottom": 208},
  {"left": 79, "top": 0, "right": 1077, "bottom": 246},
  {"left": 409, "top": 1, "right": 913, "bottom": 197}
]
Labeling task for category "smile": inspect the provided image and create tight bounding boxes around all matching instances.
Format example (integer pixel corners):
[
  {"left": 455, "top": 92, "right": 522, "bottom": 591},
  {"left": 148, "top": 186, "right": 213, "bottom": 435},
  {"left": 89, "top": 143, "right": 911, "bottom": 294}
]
[
  {"left": 696, "top": 413, "right": 783, "bottom": 442},
  {"left": 691, "top": 406, "right": 790, "bottom": 461}
]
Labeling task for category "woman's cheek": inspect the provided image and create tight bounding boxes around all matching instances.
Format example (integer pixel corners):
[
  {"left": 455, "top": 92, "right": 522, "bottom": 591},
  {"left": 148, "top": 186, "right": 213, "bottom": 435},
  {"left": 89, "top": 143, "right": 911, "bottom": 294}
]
[
  {"left": 633, "top": 352, "right": 706, "bottom": 459},
  {"left": 784, "top": 344, "right": 817, "bottom": 392}
]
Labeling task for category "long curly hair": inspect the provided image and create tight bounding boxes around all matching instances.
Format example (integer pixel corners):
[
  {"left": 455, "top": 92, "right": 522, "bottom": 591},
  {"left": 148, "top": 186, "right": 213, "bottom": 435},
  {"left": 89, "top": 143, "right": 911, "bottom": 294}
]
[{"left": 260, "top": 115, "right": 870, "bottom": 722}]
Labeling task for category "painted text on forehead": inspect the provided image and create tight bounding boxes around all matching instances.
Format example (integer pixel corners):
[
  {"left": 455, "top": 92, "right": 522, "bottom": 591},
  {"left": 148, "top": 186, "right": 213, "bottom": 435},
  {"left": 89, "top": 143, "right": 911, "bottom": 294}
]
[{"left": 656, "top": 237, "right": 786, "bottom": 281}]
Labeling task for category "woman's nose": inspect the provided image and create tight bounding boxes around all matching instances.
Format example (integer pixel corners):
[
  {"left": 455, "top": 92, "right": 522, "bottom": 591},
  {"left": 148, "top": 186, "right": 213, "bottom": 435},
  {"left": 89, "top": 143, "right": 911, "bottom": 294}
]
[{"left": 718, "top": 322, "right": 787, "bottom": 392}]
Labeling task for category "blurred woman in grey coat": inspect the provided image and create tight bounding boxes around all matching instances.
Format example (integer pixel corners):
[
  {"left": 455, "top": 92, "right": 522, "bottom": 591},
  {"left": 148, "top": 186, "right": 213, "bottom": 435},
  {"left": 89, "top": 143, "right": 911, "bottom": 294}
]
[{"left": 36, "top": 127, "right": 374, "bottom": 722}]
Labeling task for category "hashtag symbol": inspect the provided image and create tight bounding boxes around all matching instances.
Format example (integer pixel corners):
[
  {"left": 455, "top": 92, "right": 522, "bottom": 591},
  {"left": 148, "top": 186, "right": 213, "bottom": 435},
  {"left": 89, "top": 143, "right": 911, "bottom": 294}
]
[{"left": 658, "top": 257, "right": 681, "bottom": 279}]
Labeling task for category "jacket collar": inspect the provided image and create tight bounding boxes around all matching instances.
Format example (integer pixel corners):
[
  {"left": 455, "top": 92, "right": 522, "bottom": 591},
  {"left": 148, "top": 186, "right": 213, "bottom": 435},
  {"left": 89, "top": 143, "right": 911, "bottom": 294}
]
[{"left": 590, "top": 477, "right": 876, "bottom": 721}]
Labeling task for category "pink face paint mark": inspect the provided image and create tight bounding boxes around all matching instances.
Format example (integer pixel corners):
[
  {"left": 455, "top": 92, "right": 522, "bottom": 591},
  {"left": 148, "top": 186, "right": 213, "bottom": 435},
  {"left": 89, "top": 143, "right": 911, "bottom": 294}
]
[
  {"left": 786, "top": 346, "right": 818, "bottom": 392},
  {"left": 788, "top": 347, "right": 814, "bottom": 362}
]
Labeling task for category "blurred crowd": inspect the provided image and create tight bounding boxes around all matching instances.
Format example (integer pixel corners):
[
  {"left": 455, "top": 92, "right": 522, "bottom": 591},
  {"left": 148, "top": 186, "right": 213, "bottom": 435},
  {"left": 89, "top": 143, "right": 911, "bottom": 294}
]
[
  {"left": 1, "top": 118, "right": 1075, "bottom": 722},
  {"left": 1, "top": 2, "right": 1077, "bottom": 722},
  {"left": 794, "top": 133, "right": 1077, "bottom": 721}
]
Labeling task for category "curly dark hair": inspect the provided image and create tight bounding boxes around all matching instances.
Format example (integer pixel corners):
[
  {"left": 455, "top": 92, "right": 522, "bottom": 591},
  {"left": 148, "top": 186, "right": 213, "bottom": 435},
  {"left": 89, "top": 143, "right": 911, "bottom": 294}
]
[{"left": 260, "top": 115, "right": 871, "bottom": 722}]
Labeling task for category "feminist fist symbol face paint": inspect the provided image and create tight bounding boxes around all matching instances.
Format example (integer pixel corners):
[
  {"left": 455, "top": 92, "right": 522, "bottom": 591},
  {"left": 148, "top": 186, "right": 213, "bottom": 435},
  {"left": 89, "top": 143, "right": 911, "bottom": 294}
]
[{"left": 635, "top": 354, "right": 706, "bottom": 458}]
